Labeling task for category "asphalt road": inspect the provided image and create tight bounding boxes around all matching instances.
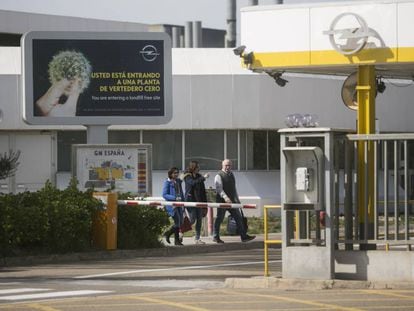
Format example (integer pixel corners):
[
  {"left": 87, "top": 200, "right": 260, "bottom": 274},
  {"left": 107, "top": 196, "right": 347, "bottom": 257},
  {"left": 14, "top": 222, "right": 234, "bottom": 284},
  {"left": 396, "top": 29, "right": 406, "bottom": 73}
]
[
  {"left": 0, "top": 247, "right": 281, "bottom": 309},
  {"left": 1, "top": 245, "right": 414, "bottom": 310}
]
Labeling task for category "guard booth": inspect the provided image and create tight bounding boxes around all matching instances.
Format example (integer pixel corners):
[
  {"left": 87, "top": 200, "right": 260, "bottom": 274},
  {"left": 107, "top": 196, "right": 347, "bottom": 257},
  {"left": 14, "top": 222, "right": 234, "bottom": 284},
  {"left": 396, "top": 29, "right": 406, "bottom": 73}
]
[
  {"left": 240, "top": 0, "right": 414, "bottom": 281},
  {"left": 280, "top": 128, "right": 349, "bottom": 280}
]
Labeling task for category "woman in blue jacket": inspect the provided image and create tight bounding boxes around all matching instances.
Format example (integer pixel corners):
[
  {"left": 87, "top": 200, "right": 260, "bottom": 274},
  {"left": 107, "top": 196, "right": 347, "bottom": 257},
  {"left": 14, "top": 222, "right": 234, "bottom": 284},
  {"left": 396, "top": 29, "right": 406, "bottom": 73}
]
[{"left": 162, "top": 167, "right": 185, "bottom": 245}]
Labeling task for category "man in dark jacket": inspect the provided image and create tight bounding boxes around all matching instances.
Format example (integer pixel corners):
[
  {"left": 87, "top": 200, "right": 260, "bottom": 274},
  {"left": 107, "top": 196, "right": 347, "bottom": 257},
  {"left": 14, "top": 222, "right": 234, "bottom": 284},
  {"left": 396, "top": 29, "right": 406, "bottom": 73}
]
[{"left": 213, "top": 159, "right": 255, "bottom": 243}]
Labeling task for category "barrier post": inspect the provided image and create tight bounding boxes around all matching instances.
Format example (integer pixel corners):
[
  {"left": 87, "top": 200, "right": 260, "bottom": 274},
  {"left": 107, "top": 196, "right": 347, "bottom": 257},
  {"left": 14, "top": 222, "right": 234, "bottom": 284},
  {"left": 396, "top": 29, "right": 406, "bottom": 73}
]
[
  {"left": 92, "top": 192, "right": 118, "bottom": 250},
  {"left": 263, "top": 205, "right": 282, "bottom": 277},
  {"left": 207, "top": 207, "right": 214, "bottom": 236}
]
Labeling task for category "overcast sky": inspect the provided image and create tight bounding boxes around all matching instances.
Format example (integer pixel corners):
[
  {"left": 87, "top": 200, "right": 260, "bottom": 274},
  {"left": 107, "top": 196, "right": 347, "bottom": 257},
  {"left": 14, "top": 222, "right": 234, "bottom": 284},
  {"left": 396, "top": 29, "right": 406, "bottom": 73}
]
[{"left": 0, "top": 0, "right": 351, "bottom": 30}]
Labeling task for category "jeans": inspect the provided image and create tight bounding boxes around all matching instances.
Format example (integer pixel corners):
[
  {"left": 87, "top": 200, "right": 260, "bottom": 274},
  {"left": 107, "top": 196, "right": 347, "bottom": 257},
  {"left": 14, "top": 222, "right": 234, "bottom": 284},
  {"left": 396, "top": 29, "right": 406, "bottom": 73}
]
[
  {"left": 172, "top": 207, "right": 184, "bottom": 229},
  {"left": 213, "top": 208, "right": 247, "bottom": 239},
  {"left": 186, "top": 207, "right": 203, "bottom": 240}
]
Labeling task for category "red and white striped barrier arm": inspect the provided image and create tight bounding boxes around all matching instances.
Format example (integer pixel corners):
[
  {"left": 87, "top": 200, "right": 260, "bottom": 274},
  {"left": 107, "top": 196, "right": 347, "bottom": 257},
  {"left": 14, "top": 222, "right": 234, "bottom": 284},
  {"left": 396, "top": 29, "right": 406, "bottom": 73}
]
[{"left": 117, "top": 200, "right": 256, "bottom": 209}]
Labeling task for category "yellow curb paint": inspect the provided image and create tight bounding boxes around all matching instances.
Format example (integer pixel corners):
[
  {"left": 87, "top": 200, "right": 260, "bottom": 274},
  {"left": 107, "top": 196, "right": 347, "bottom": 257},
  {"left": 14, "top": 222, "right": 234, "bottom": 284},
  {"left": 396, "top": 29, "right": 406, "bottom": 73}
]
[
  {"left": 26, "top": 304, "right": 61, "bottom": 311},
  {"left": 231, "top": 291, "right": 363, "bottom": 311},
  {"left": 359, "top": 290, "right": 414, "bottom": 300},
  {"left": 126, "top": 295, "right": 209, "bottom": 311}
]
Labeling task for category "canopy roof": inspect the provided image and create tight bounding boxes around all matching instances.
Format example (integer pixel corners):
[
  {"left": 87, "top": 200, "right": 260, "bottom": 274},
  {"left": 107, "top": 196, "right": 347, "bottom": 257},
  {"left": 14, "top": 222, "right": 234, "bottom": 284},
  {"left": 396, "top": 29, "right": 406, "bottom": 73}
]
[{"left": 240, "top": 0, "right": 414, "bottom": 79}]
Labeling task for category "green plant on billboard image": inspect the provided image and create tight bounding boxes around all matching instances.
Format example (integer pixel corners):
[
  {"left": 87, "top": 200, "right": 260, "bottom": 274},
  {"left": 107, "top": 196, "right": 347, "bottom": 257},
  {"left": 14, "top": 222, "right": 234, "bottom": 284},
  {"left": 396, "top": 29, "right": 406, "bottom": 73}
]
[
  {"left": 35, "top": 50, "right": 92, "bottom": 117},
  {"left": 0, "top": 150, "right": 20, "bottom": 180}
]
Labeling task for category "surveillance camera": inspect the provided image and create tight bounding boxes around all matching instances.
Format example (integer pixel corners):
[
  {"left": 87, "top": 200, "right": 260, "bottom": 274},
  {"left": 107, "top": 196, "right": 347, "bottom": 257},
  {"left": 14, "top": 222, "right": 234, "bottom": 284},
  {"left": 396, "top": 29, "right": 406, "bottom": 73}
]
[
  {"left": 266, "top": 71, "right": 288, "bottom": 87},
  {"left": 243, "top": 52, "right": 254, "bottom": 65},
  {"left": 376, "top": 79, "right": 386, "bottom": 94},
  {"left": 233, "top": 45, "right": 246, "bottom": 56},
  {"left": 275, "top": 77, "right": 288, "bottom": 87}
]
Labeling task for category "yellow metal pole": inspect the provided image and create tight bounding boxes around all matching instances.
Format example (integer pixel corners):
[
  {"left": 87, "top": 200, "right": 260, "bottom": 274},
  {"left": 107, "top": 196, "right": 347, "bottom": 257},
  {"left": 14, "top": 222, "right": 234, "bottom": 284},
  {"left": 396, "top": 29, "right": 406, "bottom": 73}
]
[
  {"left": 263, "top": 205, "right": 282, "bottom": 277},
  {"left": 264, "top": 206, "right": 269, "bottom": 276},
  {"left": 357, "top": 65, "right": 376, "bottom": 248},
  {"left": 295, "top": 210, "right": 299, "bottom": 240}
]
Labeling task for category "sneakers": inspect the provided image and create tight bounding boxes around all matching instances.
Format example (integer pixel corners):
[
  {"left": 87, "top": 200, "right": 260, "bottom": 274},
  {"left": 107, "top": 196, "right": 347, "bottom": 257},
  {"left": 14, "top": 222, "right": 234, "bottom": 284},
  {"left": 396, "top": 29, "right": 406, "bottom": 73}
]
[
  {"left": 241, "top": 235, "right": 256, "bottom": 242},
  {"left": 194, "top": 239, "right": 206, "bottom": 245},
  {"left": 213, "top": 237, "right": 225, "bottom": 244}
]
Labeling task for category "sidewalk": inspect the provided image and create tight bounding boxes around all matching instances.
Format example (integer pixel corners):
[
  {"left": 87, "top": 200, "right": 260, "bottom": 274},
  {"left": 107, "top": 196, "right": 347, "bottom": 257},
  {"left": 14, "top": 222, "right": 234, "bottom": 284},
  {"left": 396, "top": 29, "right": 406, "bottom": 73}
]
[
  {"left": 176, "top": 233, "right": 267, "bottom": 246},
  {"left": 1, "top": 234, "right": 273, "bottom": 267}
]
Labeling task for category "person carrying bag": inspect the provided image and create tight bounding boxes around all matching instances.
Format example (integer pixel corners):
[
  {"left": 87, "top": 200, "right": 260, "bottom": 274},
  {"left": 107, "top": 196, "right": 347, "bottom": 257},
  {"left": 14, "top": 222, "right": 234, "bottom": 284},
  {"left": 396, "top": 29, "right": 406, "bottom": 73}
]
[{"left": 162, "top": 167, "right": 185, "bottom": 246}]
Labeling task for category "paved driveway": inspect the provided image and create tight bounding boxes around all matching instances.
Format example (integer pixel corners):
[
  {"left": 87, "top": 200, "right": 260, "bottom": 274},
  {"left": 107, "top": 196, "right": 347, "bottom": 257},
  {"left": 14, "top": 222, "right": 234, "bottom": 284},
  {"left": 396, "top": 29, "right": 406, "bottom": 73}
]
[{"left": 1, "top": 235, "right": 414, "bottom": 310}]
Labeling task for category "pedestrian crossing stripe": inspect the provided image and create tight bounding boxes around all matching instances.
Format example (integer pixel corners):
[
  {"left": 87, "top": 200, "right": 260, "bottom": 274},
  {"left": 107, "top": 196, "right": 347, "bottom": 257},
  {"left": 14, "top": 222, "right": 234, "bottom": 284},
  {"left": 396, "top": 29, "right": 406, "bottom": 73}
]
[
  {"left": 0, "top": 288, "right": 51, "bottom": 295},
  {"left": 0, "top": 289, "right": 112, "bottom": 301}
]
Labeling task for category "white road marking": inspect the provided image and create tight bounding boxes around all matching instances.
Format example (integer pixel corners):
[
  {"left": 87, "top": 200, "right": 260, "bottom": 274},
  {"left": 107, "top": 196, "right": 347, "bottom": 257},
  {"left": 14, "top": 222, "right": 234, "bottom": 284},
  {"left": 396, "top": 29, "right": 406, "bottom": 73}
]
[
  {"left": 0, "top": 290, "right": 112, "bottom": 301},
  {"left": 0, "top": 288, "right": 50, "bottom": 295},
  {"left": 73, "top": 279, "right": 225, "bottom": 289},
  {"left": 75, "top": 259, "right": 282, "bottom": 279}
]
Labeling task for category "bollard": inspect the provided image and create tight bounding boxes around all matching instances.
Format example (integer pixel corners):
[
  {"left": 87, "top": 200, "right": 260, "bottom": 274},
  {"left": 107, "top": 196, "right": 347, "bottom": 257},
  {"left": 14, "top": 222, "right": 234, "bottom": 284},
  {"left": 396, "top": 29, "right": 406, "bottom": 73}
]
[{"left": 92, "top": 192, "right": 118, "bottom": 250}]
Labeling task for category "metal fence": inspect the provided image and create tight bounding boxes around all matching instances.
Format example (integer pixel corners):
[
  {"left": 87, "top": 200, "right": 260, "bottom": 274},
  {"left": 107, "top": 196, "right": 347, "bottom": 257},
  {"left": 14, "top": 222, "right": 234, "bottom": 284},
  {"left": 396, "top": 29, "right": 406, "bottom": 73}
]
[{"left": 335, "top": 133, "right": 414, "bottom": 250}]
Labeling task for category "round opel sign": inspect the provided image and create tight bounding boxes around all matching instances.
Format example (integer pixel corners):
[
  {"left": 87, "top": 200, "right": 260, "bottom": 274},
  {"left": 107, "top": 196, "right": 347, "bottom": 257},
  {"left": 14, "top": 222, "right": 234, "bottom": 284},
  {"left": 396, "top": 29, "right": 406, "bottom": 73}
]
[
  {"left": 324, "top": 12, "right": 372, "bottom": 55},
  {"left": 140, "top": 45, "right": 160, "bottom": 62}
]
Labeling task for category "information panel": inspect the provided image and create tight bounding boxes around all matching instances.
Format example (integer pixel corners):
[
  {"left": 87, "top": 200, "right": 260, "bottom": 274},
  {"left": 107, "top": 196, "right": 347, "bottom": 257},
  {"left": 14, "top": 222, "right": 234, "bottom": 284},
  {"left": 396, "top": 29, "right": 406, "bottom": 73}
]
[
  {"left": 22, "top": 31, "right": 172, "bottom": 125},
  {"left": 72, "top": 144, "right": 152, "bottom": 195}
]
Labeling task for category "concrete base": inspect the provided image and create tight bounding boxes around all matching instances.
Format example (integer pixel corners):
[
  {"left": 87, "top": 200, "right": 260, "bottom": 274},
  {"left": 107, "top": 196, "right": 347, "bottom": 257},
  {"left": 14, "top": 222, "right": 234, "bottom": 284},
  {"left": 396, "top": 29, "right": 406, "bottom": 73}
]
[
  {"left": 335, "top": 250, "right": 414, "bottom": 281},
  {"left": 283, "top": 246, "right": 333, "bottom": 280},
  {"left": 225, "top": 277, "right": 414, "bottom": 290}
]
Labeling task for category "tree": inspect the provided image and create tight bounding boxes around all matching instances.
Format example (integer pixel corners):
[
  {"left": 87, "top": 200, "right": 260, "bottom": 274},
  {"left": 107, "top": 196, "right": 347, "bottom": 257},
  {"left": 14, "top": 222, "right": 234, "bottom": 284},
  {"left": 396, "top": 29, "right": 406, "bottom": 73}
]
[{"left": 0, "top": 150, "right": 20, "bottom": 180}]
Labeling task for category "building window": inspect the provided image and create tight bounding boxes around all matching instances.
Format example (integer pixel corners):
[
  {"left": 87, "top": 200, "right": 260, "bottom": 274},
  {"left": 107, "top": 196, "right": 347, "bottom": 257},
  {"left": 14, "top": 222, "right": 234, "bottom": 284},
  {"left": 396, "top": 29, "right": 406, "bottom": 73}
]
[
  {"left": 57, "top": 131, "right": 86, "bottom": 171},
  {"left": 57, "top": 129, "right": 282, "bottom": 173},
  {"left": 268, "top": 131, "right": 280, "bottom": 169},
  {"left": 143, "top": 130, "right": 182, "bottom": 170},
  {"left": 226, "top": 130, "right": 238, "bottom": 169},
  {"left": 185, "top": 130, "right": 224, "bottom": 170},
  {"left": 239, "top": 130, "right": 247, "bottom": 170},
  {"left": 109, "top": 130, "right": 140, "bottom": 143},
  {"left": 247, "top": 130, "right": 267, "bottom": 170}
]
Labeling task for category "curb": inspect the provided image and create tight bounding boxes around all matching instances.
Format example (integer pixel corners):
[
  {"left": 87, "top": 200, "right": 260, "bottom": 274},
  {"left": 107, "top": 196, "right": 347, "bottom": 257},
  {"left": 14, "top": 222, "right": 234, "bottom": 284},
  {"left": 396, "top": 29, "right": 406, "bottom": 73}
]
[
  {"left": 225, "top": 276, "right": 414, "bottom": 290},
  {"left": 1, "top": 240, "right": 266, "bottom": 267}
]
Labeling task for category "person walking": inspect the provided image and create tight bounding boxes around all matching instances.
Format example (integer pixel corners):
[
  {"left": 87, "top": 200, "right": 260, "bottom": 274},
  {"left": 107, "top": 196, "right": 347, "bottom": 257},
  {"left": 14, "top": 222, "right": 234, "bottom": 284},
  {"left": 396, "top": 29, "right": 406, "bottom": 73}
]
[
  {"left": 213, "top": 159, "right": 256, "bottom": 243},
  {"left": 183, "top": 160, "right": 209, "bottom": 245},
  {"left": 162, "top": 167, "right": 185, "bottom": 246}
]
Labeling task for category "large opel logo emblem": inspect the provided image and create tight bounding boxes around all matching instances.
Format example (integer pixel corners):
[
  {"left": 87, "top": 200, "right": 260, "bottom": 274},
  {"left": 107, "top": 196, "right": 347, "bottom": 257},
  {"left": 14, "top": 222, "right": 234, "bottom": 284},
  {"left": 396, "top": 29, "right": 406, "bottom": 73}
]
[
  {"left": 323, "top": 12, "right": 374, "bottom": 55},
  {"left": 140, "top": 45, "right": 160, "bottom": 62}
]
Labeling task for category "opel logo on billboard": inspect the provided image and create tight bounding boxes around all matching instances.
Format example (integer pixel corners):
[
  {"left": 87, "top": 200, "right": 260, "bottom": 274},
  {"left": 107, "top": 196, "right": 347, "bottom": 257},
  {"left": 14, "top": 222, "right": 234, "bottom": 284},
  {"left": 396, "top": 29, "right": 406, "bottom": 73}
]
[
  {"left": 140, "top": 45, "right": 160, "bottom": 62},
  {"left": 323, "top": 12, "right": 375, "bottom": 55}
]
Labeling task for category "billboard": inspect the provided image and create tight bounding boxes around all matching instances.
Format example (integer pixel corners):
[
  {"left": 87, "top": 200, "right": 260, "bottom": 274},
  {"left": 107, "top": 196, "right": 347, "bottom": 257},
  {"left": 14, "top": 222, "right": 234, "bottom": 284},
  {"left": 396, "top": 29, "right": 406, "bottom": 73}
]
[
  {"left": 22, "top": 31, "right": 172, "bottom": 125},
  {"left": 72, "top": 144, "right": 152, "bottom": 195}
]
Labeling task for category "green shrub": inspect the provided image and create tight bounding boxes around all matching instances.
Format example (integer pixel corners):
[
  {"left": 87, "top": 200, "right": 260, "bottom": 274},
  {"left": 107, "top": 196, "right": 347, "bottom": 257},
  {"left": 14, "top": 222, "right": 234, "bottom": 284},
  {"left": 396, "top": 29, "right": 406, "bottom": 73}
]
[
  {"left": 38, "top": 180, "right": 100, "bottom": 253},
  {"left": 117, "top": 204, "right": 169, "bottom": 249},
  {"left": 0, "top": 180, "right": 101, "bottom": 256},
  {"left": 0, "top": 191, "right": 49, "bottom": 256},
  {"left": 0, "top": 181, "right": 171, "bottom": 256}
]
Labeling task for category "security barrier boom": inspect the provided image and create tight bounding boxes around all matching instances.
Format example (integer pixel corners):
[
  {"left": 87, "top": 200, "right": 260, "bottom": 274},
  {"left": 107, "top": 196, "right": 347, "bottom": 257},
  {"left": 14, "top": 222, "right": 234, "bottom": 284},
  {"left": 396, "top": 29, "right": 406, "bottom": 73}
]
[{"left": 117, "top": 200, "right": 256, "bottom": 209}]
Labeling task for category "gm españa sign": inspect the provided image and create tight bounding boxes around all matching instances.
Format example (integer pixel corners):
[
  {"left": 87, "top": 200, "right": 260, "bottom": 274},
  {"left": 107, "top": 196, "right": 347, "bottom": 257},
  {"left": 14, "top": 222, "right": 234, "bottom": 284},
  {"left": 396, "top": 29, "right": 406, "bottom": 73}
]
[{"left": 22, "top": 31, "right": 172, "bottom": 125}]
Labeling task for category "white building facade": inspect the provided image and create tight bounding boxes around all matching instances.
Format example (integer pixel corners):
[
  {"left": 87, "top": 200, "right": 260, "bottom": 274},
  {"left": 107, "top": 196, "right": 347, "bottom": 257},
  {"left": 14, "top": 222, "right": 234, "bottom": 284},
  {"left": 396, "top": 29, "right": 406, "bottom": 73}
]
[{"left": 1, "top": 8, "right": 414, "bottom": 215}]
